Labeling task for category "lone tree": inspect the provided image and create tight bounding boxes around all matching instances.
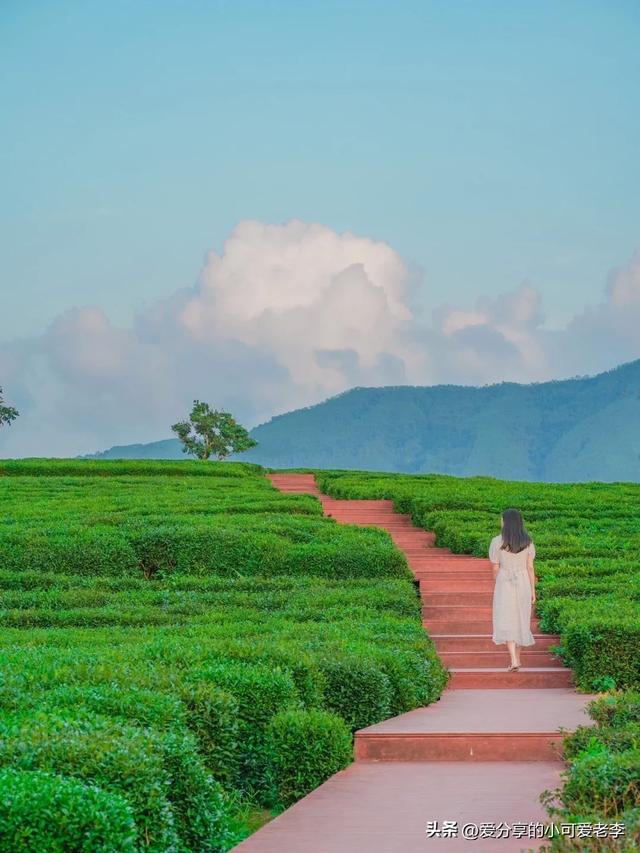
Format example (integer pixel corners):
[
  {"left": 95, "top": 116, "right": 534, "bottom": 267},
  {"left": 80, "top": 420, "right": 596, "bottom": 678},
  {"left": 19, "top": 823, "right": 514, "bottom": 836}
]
[
  {"left": 0, "top": 387, "right": 19, "bottom": 428},
  {"left": 171, "top": 401, "right": 257, "bottom": 461}
]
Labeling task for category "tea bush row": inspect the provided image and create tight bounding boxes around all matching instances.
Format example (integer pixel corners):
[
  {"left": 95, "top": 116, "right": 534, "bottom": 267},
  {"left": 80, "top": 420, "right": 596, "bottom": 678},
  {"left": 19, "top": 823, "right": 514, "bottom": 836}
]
[
  {"left": 541, "top": 692, "right": 640, "bottom": 852},
  {"left": 317, "top": 470, "right": 640, "bottom": 691},
  {"left": 0, "top": 463, "right": 447, "bottom": 849},
  {"left": 0, "top": 473, "right": 406, "bottom": 581},
  {"left": 0, "top": 458, "right": 263, "bottom": 477}
]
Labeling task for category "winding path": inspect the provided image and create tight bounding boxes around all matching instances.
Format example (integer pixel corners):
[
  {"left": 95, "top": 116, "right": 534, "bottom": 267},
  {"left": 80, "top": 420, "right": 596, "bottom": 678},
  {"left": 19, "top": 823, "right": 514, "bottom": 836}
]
[{"left": 233, "top": 474, "right": 595, "bottom": 853}]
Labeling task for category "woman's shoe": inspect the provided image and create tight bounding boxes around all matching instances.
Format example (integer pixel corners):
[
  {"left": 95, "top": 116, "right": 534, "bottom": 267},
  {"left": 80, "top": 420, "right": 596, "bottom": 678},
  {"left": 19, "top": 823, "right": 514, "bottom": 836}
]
[{"left": 508, "top": 663, "right": 520, "bottom": 672}]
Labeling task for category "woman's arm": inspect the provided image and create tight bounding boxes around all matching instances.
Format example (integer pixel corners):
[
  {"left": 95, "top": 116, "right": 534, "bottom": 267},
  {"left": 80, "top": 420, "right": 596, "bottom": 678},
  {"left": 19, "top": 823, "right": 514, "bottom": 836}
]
[
  {"left": 527, "top": 554, "right": 536, "bottom": 603},
  {"left": 489, "top": 537, "right": 500, "bottom": 581}
]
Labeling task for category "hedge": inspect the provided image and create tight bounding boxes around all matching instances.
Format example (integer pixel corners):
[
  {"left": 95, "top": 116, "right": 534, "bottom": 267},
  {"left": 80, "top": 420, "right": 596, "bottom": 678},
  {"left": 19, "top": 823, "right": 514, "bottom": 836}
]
[
  {"left": 265, "top": 710, "right": 352, "bottom": 807},
  {"left": 0, "top": 521, "right": 409, "bottom": 581},
  {"left": 0, "top": 769, "right": 137, "bottom": 853},
  {"left": 0, "top": 459, "right": 262, "bottom": 477},
  {"left": 0, "top": 463, "right": 449, "bottom": 848},
  {"left": 316, "top": 469, "right": 640, "bottom": 692},
  {"left": 0, "top": 710, "right": 234, "bottom": 852}
]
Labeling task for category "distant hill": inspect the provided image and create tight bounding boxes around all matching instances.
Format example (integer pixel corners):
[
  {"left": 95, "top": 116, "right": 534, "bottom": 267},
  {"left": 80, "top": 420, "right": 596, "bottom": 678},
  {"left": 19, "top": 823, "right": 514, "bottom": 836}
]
[
  {"left": 86, "top": 360, "right": 640, "bottom": 481},
  {"left": 84, "top": 439, "right": 182, "bottom": 460}
]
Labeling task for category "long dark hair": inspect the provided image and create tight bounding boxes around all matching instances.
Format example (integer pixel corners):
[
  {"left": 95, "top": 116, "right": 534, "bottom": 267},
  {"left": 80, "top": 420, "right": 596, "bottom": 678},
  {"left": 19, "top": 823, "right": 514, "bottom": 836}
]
[{"left": 500, "top": 508, "right": 532, "bottom": 553}]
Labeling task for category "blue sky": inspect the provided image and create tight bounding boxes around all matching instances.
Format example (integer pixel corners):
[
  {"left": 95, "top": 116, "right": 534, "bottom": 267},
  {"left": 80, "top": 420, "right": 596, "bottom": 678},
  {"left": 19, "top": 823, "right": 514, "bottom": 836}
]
[
  {"left": 3, "top": 0, "right": 639, "bottom": 337},
  {"left": 1, "top": 1, "right": 640, "bottom": 455}
]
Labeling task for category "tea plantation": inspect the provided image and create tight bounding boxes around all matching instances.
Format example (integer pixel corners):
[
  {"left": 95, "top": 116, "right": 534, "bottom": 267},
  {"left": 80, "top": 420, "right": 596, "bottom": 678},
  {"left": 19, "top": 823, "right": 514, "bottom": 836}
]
[
  {"left": 316, "top": 470, "right": 640, "bottom": 847},
  {"left": 0, "top": 460, "right": 447, "bottom": 851}
]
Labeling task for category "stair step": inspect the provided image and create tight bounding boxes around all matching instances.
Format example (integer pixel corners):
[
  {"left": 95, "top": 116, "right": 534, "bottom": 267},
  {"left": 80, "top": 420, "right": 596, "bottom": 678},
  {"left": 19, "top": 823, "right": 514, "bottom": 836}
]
[
  {"left": 407, "top": 557, "right": 493, "bottom": 580},
  {"left": 424, "top": 619, "right": 541, "bottom": 633},
  {"left": 433, "top": 635, "right": 561, "bottom": 652},
  {"left": 449, "top": 668, "right": 573, "bottom": 689},
  {"left": 442, "top": 652, "right": 565, "bottom": 668},
  {"left": 420, "top": 578, "right": 494, "bottom": 592},
  {"left": 425, "top": 592, "right": 494, "bottom": 606},
  {"left": 410, "top": 554, "right": 490, "bottom": 561},
  {"left": 354, "top": 731, "right": 564, "bottom": 761},
  {"left": 416, "top": 569, "right": 492, "bottom": 578},
  {"left": 423, "top": 605, "right": 499, "bottom": 618},
  {"left": 271, "top": 478, "right": 577, "bottom": 709}
]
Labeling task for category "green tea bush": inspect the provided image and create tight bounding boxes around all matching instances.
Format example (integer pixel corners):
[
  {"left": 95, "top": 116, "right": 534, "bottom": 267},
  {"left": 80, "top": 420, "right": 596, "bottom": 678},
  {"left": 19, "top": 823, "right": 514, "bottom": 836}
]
[
  {"left": 40, "top": 684, "right": 186, "bottom": 730},
  {"left": 0, "top": 711, "right": 179, "bottom": 851},
  {"left": 317, "top": 469, "right": 640, "bottom": 691},
  {"left": 0, "top": 710, "right": 235, "bottom": 852},
  {"left": 0, "top": 769, "right": 137, "bottom": 852},
  {"left": 559, "top": 750, "right": 640, "bottom": 816},
  {"left": 158, "top": 728, "right": 232, "bottom": 853},
  {"left": 179, "top": 683, "right": 241, "bottom": 785},
  {"left": 0, "top": 519, "right": 409, "bottom": 581},
  {"left": 191, "top": 661, "right": 301, "bottom": 802},
  {"left": 588, "top": 691, "right": 640, "bottom": 728},
  {"left": 563, "top": 723, "right": 640, "bottom": 759},
  {"left": 540, "top": 692, "right": 640, "bottom": 849},
  {"left": 0, "top": 458, "right": 262, "bottom": 477},
  {"left": 0, "top": 462, "right": 448, "bottom": 848},
  {"left": 265, "top": 710, "right": 352, "bottom": 807},
  {"left": 365, "top": 645, "right": 449, "bottom": 713},
  {"left": 316, "top": 468, "right": 640, "bottom": 843},
  {"left": 542, "top": 809, "right": 640, "bottom": 852},
  {"left": 317, "top": 657, "right": 393, "bottom": 731},
  {"left": 540, "top": 601, "right": 640, "bottom": 691}
]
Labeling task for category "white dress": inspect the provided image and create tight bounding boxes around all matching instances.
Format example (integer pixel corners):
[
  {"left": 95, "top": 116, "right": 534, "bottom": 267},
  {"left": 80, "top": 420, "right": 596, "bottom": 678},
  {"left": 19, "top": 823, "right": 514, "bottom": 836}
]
[{"left": 489, "top": 534, "right": 535, "bottom": 647}]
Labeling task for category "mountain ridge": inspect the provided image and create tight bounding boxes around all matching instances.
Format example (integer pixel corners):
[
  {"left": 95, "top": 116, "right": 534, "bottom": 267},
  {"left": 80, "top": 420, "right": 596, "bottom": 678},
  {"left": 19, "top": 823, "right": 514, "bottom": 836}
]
[{"left": 85, "top": 359, "right": 640, "bottom": 482}]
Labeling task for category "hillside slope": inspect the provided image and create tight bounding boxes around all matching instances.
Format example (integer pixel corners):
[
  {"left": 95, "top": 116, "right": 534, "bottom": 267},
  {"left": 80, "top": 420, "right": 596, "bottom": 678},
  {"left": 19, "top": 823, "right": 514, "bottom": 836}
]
[{"left": 87, "top": 360, "right": 640, "bottom": 481}]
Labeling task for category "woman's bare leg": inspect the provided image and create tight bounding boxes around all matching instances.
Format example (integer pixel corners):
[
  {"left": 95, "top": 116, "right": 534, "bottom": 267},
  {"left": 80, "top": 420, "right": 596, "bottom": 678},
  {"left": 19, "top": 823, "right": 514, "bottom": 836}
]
[
  {"left": 515, "top": 644, "right": 522, "bottom": 667},
  {"left": 506, "top": 641, "right": 518, "bottom": 668}
]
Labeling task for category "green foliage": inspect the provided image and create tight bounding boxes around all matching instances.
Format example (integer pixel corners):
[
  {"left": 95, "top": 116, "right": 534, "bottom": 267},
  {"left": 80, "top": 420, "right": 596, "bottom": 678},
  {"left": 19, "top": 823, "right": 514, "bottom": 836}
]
[
  {"left": 0, "top": 458, "right": 262, "bottom": 476},
  {"left": 316, "top": 469, "right": 640, "bottom": 691},
  {"left": 563, "top": 723, "right": 640, "bottom": 760},
  {"left": 0, "top": 710, "right": 234, "bottom": 852},
  {"left": 313, "top": 468, "right": 640, "bottom": 849},
  {"left": 191, "top": 660, "right": 301, "bottom": 803},
  {"left": 0, "top": 387, "right": 19, "bottom": 428},
  {"left": 265, "top": 710, "right": 352, "bottom": 807},
  {"left": 588, "top": 692, "right": 640, "bottom": 728},
  {"left": 0, "top": 711, "right": 179, "bottom": 851},
  {"left": 560, "top": 749, "right": 640, "bottom": 816},
  {"left": 0, "top": 462, "right": 446, "bottom": 849},
  {"left": 317, "top": 657, "right": 393, "bottom": 731},
  {"left": 172, "top": 401, "right": 257, "bottom": 460},
  {"left": 541, "top": 693, "right": 640, "bottom": 851},
  {"left": 0, "top": 474, "right": 408, "bottom": 582},
  {"left": 0, "top": 768, "right": 137, "bottom": 852},
  {"left": 542, "top": 809, "right": 640, "bottom": 852},
  {"left": 179, "top": 683, "right": 240, "bottom": 785},
  {"left": 539, "top": 602, "right": 640, "bottom": 691}
]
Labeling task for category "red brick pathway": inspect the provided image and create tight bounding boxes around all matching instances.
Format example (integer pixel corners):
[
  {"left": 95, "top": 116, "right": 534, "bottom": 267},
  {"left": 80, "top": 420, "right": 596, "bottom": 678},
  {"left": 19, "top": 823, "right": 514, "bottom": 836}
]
[{"left": 232, "top": 473, "right": 595, "bottom": 852}]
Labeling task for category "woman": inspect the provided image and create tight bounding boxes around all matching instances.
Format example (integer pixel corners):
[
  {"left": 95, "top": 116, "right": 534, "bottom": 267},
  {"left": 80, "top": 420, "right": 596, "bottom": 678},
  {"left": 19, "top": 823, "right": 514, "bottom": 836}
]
[{"left": 489, "top": 508, "right": 536, "bottom": 672}]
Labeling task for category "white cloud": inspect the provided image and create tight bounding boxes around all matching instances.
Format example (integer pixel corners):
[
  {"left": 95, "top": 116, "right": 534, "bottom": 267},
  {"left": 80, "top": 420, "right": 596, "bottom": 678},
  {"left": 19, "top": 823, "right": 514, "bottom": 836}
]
[
  {"left": 1, "top": 219, "right": 639, "bottom": 456},
  {"left": 179, "top": 219, "right": 422, "bottom": 390}
]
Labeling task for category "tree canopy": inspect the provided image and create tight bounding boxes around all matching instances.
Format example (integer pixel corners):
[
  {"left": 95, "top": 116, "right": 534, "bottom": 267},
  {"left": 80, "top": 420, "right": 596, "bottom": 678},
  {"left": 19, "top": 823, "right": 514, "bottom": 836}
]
[
  {"left": 0, "top": 387, "right": 19, "bottom": 428},
  {"left": 171, "top": 401, "right": 257, "bottom": 461}
]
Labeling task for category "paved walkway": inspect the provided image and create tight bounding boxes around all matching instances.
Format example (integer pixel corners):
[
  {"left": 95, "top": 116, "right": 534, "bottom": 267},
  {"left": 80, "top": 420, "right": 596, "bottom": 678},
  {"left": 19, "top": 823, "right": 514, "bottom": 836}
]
[{"left": 233, "top": 473, "right": 595, "bottom": 853}]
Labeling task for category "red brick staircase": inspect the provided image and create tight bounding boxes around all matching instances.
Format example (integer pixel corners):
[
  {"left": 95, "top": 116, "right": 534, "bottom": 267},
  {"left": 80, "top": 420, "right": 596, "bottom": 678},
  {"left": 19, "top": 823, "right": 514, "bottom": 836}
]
[
  {"left": 272, "top": 473, "right": 572, "bottom": 692},
  {"left": 233, "top": 473, "right": 594, "bottom": 853}
]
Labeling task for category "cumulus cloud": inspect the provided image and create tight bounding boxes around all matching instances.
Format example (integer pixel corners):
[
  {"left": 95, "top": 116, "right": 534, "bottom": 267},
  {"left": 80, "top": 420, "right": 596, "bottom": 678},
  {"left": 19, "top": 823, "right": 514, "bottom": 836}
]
[
  {"left": 560, "top": 252, "right": 640, "bottom": 373},
  {"left": 179, "top": 220, "right": 423, "bottom": 389},
  {"left": 1, "top": 219, "right": 639, "bottom": 456},
  {"left": 429, "top": 282, "right": 550, "bottom": 383}
]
